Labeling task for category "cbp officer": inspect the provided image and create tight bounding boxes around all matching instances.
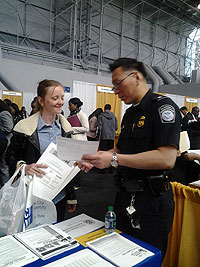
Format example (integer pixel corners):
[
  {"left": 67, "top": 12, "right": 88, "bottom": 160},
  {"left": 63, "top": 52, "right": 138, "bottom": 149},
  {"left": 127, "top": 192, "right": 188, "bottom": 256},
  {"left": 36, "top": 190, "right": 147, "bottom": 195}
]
[{"left": 75, "top": 58, "right": 181, "bottom": 260}]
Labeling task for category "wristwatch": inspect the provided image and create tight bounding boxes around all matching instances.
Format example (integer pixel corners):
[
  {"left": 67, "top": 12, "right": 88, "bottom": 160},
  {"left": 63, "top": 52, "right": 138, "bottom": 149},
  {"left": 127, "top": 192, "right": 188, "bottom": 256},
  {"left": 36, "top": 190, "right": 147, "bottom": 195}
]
[{"left": 111, "top": 152, "right": 119, "bottom": 168}]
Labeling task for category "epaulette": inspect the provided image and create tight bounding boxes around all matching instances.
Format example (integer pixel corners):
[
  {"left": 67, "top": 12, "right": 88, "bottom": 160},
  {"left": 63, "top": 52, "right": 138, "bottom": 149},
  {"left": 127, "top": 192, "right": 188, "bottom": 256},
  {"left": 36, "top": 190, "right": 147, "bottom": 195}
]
[{"left": 152, "top": 93, "right": 169, "bottom": 102}]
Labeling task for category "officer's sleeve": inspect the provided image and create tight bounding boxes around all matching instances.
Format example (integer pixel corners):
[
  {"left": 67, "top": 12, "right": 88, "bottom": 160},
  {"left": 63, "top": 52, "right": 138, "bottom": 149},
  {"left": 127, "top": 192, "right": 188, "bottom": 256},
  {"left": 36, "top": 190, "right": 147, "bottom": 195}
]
[{"left": 152, "top": 99, "right": 181, "bottom": 149}]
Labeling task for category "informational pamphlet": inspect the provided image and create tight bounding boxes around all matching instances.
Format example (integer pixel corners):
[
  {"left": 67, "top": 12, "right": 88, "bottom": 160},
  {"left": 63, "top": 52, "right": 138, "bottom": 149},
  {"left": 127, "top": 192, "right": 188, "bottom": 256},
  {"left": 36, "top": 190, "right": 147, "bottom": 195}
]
[
  {"left": 14, "top": 224, "right": 79, "bottom": 260},
  {"left": 0, "top": 235, "right": 38, "bottom": 267},
  {"left": 56, "top": 213, "right": 105, "bottom": 238},
  {"left": 44, "top": 248, "right": 115, "bottom": 267},
  {"left": 87, "top": 232, "right": 154, "bottom": 267},
  {"left": 57, "top": 136, "right": 99, "bottom": 161},
  {"left": 32, "top": 142, "right": 80, "bottom": 200}
]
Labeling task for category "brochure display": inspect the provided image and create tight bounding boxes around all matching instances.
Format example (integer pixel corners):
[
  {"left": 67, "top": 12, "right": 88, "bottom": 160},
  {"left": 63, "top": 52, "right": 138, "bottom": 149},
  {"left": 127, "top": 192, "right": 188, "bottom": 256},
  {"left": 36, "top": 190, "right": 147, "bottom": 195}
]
[{"left": 0, "top": 214, "right": 161, "bottom": 267}]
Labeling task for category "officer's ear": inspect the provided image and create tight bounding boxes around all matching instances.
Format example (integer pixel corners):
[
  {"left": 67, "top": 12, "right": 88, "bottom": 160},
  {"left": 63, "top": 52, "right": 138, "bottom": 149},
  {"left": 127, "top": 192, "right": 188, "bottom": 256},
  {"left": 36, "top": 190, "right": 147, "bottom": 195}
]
[{"left": 133, "top": 71, "right": 142, "bottom": 85}]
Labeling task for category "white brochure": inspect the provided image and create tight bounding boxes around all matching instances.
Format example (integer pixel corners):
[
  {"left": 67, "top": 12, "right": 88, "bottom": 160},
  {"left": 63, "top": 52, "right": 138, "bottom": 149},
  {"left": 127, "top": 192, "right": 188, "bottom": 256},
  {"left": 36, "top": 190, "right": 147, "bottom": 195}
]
[
  {"left": 0, "top": 235, "right": 38, "bottom": 267},
  {"left": 14, "top": 224, "right": 79, "bottom": 260},
  {"left": 32, "top": 142, "right": 80, "bottom": 200},
  {"left": 57, "top": 136, "right": 99, "bottom": 161},
  {"left": 44, "top": 248, "right": 115, "bottom": 267},
  {"left": 87, "top": 232, "right": 154, "bottom": 267},
  {"left": 56, "top": 213, "right": 105, "bottom": 238}
]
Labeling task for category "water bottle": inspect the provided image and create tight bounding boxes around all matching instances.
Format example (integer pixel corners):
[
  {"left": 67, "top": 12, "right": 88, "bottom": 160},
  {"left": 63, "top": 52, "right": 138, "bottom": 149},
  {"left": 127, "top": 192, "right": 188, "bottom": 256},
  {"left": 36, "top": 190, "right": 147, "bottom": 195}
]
[{"left": 104, "top": 206, "right": 116, "bottom": 234}]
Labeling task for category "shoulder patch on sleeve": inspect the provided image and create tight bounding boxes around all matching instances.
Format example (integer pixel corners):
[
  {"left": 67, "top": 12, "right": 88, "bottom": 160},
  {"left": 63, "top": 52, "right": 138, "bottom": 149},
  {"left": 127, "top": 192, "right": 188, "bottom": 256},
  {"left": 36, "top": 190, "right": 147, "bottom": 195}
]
[{"left": 158, "top": 104, "right": 175, "bottom": 123}]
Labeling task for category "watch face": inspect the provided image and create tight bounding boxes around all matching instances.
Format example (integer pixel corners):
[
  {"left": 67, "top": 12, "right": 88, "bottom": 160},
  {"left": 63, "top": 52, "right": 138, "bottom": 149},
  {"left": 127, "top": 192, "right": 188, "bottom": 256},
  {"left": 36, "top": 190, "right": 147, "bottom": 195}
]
[{"left": 111, "top": 153, "right": 118, "bottom": 168}]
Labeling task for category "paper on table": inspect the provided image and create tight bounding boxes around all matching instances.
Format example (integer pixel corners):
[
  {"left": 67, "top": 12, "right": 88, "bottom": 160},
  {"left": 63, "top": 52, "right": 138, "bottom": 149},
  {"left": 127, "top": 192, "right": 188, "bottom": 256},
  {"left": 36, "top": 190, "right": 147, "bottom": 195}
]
[
  {"left": 0, "top": 235, "right": 38, "bottom": 267},
  {"left": 57, "top": 136, "right": 99, "bottom": 161},
  {"left": 14, "top": 224, "right": 79, "bottom": 260},
  {"left": 87, "top": 232, "right": 154, "bottom": 267},
  {"left": 56, "top": 213, "right": 105, "bottom": 238},
  {"left": 43, "top": 248, "right": 115, "bottom": 267},
  {"left": 32, "top": 142, "right": 80, "bottom": 200}
]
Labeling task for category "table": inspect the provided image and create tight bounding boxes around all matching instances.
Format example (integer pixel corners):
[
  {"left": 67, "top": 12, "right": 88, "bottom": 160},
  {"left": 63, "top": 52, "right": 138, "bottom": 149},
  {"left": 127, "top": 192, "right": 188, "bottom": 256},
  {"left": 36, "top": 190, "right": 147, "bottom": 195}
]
[{"left": 25, "top": 227, "right": 161, "bottom": 267}]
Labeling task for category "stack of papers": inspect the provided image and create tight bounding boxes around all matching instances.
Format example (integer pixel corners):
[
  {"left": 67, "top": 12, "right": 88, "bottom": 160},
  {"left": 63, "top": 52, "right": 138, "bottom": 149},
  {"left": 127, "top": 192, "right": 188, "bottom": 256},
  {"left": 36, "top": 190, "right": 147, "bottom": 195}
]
[
  {"left": 56, "top": 213, "right": 105, "bottom": 238},
  {"left": 32, "top": 142, "right": 80, "bottom": 200},
  {"left": 87, "top": 232, "right": 154, "bottom": 267},
  {"left": 44, "top": 249, "right": 115, "bottom": 267},
  {"left": 0, "top": 235, "right": 38, "bottom": 267},
  {"left": 14, "top": 224, "right": 79, "bottom": 260}
]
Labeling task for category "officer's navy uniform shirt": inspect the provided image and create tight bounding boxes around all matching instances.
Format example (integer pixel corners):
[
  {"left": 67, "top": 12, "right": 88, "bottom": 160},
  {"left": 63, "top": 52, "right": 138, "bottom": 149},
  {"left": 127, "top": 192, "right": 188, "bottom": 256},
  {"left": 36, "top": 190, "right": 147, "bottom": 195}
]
[{"left": 117, "top": 89, "right": 181, "bottom": 178}]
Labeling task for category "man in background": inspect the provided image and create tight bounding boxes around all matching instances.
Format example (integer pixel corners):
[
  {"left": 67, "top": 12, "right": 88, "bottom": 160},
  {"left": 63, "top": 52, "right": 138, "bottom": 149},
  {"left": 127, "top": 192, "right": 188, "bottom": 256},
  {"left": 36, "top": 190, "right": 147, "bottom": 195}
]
[{"left": 98, "top": 104, "right": 118, "bottom": 151}]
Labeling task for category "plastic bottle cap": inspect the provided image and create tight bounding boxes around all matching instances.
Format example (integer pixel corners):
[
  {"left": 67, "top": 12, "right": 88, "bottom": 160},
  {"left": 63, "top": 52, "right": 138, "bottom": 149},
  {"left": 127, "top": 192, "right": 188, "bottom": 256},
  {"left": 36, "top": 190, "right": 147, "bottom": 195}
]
[{"left": 108, "top": 206, "right": 113, "bottom": 211}]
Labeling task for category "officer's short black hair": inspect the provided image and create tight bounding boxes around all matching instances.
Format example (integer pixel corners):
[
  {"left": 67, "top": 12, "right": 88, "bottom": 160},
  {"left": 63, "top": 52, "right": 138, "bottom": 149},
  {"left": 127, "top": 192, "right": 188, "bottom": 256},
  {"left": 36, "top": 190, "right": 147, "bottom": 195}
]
[
  {"left": 104, "top": 104, "right": 111, "bottom": 111},
  {"left": 109, "top": 58, "right": 147, "bottom": 80}
]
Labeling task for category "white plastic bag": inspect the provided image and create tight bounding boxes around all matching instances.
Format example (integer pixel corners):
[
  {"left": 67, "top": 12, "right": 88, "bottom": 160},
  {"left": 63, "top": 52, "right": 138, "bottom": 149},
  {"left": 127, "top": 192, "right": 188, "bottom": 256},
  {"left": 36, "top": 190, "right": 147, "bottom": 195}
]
[
  {"left": 23, "top": 177, "right": 57, "bottom": 231},
  {"left": 0, "top": 166, "right": 27, "bottom": 237}
]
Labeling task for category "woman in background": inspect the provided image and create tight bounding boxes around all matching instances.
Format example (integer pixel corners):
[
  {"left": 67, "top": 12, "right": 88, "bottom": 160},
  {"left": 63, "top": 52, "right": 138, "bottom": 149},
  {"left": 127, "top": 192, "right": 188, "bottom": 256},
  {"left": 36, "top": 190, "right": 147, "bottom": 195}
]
[
  {"left": 67, "top": 97, "right": 89, "bottom": 188},
  {"left": 87, "top": 108, "right": 103, "bottom": 141},
  {"left": 67, "top": 97, "right": 89, "bottom": 140},
  {"left": 0, "top": 100, "right": 13, "bottom": 188},
  {"left": 6, "top": 79, "right": 77, "bottom": 221},
  {"left": 10, "top": 102, "right": 21, "bottom": 125}
]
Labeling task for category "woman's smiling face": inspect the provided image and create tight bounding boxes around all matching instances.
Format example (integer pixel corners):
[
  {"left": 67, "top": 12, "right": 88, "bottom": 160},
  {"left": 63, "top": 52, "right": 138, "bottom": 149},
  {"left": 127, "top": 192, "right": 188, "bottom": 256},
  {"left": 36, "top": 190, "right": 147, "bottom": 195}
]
[{"left": 38, "top": 85, "right": 64, "bottom": 115}]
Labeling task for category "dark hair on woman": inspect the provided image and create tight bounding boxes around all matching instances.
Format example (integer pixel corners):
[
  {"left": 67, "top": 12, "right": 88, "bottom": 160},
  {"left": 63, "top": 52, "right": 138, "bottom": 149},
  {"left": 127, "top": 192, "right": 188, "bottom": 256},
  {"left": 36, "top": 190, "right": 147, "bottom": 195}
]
[
  {"left": 11, "top": 103, "right": 20, "bottom": 114},
  {"left": 0, "top": 99, "right": 12, "bottom": 114},
  {"left": 88, "top": 108, "right": 103, "bottom": 120},
  {"left": 36, "top": 79, "right": 64, "bottom": 111},
  {"left": 3, "top": 98, "right": 12, "bottom": 107},
  {"left": 109, "top": 57, "right": 147, "bottom": 80},
  {"left": 69, "top": 97, "right": 83, "bottom": 108}
]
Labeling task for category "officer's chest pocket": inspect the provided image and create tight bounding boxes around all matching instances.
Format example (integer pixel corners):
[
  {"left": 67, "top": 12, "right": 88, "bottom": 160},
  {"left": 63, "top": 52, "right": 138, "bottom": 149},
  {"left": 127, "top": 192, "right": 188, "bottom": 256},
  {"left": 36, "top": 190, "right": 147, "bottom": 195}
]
[{"left": 132, "top": 126, "right": 149, "bottom": 140}]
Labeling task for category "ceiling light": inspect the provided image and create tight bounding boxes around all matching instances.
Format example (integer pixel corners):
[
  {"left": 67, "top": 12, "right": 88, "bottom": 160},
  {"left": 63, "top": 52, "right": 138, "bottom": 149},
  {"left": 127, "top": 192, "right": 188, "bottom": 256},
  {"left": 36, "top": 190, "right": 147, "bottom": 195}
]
[{"left": 198, "top": 4, "right": 200, "bottom": 10}]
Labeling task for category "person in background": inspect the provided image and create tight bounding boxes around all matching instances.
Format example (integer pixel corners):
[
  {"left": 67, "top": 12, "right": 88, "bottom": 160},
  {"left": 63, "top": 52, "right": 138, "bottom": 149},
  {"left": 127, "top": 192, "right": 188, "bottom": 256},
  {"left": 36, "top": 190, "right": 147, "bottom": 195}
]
[
  {"left": 0, "top": 99, "right": 13, "bottom": 188},
  {"left": 182, "top": 106, "right": 199, "bottom": 131},
  {"left": 67, "top": 97, "right": 89, "bottom": 140},
  {"left": 29, "top": 97, "right": 37, "bottom": 116},
  {"left": 10, "top": 102, "right": 21, "bottom": 125},
  {"left": 87, "top": 108, "right": 103, "bottom": 141},
  {"left": 172, "top": 150, "right": 200, "bottom": 185},
  {"left": 97, "top": 104, "right": 118, "bottom": 151},
  {"left": 6, "top": 79, "right": 77, "bottom": 222},
  {"left": 182, "top": 106, "right": 200, "bottom": 149},
  {"left": 67, "top": 97, "right": 89, "bottom": 189},
  {"left": 19, "top": 106, "right": 28, "bottom": 119},
  {"left": 179, "top": 106, "right": 188, "bottom": 117},
  {"left": 75, "top": 57, "right": 181, "bottom": 260},
  {"left": 3, "top": 98, "right": 12, "bottom": 107}
]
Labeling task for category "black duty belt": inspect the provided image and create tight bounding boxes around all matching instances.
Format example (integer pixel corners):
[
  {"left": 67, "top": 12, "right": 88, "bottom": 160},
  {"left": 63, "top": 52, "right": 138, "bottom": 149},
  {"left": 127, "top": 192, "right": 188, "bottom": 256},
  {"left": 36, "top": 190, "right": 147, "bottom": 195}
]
[{"left": 115, "top": 172, "right": 171, "bottom": 196}]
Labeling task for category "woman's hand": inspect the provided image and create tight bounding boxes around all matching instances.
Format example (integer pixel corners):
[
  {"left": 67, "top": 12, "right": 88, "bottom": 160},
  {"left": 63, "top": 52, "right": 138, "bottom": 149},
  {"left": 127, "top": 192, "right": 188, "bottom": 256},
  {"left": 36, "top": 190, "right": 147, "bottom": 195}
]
[
  {"left": 67, "top": 204, "right": 76, "bottom": 213},
  {"left": 25, "top": 163, "right": 48, "bottom": 177}
]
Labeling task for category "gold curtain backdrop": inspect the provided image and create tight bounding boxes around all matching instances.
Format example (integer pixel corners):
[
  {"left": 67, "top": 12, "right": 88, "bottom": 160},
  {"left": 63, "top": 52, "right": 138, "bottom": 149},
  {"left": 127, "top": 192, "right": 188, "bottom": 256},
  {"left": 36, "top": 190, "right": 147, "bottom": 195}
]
[
  {"left": 163, "top": 182, "right": 200, "bottom": 267},
  {"left": 96, "top": 88, "right": 121, "bottom": 136}
]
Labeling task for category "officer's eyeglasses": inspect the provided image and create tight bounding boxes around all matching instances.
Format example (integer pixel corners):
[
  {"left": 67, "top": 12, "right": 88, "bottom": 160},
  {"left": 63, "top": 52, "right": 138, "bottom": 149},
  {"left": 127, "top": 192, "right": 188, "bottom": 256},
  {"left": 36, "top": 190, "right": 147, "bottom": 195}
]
[{"left": 112, "top": 71, "right": 137, "bottom": 91}]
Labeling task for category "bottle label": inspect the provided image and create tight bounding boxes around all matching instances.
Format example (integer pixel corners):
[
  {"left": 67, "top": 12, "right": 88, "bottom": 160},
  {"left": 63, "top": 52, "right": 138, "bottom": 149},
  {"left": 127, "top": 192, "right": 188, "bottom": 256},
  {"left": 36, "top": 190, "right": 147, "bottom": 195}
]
[{"left": 105, "top": 220, "right": 116, "bottom": 229}]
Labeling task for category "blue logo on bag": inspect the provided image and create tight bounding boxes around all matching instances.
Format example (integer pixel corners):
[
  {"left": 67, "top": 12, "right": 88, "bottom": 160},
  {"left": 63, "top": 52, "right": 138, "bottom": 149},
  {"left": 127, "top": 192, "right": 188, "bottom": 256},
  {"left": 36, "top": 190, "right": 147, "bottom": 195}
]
[{"left": 24, "top": 206, "right": 33, "bottom": 228}]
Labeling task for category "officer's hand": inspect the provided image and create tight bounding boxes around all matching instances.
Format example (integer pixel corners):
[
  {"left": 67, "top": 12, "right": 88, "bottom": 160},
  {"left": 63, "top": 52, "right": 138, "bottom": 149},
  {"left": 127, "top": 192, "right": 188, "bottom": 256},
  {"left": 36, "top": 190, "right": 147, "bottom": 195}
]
[
  {"left": 81, "top": 151, "right": 112, "bottom": 169},
  {"left": 25, "top": 163, "right": 48, "bottom": 177},
  {"left": 66, "top": 204, "right": 76, "bottom": 213}
]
